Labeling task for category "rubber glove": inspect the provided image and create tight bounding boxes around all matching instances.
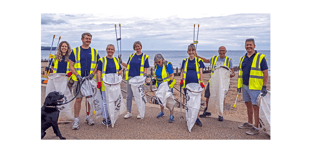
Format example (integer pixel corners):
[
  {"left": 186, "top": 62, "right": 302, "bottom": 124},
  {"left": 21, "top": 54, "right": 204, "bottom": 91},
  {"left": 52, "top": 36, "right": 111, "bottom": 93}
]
[
  {"left": 261, "top": 86, "right": 267, "bottom": 96},
  {"left": 118, "top": 54, "right": 122, "bottom": 64},
  {"left": 152, "top": 79, "right": 156, "bottom": 85},
  {"left": 200, "top": 82, "right": 205, "bottom": 88},
  {"left": 180, "top": 79, "right": 184, "bottom": 86},
  {"left": 168, "top": 80, "right": 173, "bottom": 85},
  {"left": 76, "top": 75, "right": 83, "bottom": 82},
  {"left": 97, "top": 82, "right": 102, "bottom": 89},
  {"left": 86, "top": 73, "right": 94, "bottom": 80},
  {"left": 67, "top": 72, "right": 72, "bottom": 77}
]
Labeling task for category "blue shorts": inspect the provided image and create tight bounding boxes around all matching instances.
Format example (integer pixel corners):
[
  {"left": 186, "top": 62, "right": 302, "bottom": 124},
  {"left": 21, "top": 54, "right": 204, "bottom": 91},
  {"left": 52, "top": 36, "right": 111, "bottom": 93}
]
[{"left": 242, "top": 85, "right": 261, "bottom": 105}]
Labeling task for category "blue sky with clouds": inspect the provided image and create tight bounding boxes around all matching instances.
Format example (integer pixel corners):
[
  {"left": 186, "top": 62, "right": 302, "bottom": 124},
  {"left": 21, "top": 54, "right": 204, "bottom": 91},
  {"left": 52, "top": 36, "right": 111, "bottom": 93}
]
[{"left": 41, "top": 13, "right": 270, "bottom": 51}]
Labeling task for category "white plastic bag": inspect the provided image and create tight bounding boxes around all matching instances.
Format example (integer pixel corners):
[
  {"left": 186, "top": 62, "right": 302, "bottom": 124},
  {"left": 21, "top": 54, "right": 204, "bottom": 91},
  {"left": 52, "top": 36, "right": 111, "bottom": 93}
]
[
  {"left": 185, "top": 83, "right": 204, "bottom": 132},
  {"left": 102, "top": 74, "right": 126, "bottom": 127},
  {"left": 155, "top": 82, "right": 175, "bottom": 111},
  {"left": 82, "top": 79, "right": 103, "bottom": 119},
  {"left": 209, "top": 66, "right": 231, "bottom": 116},
  {"left": 46, "top": 73, "right": 74, "bottom": 123},
  {"left": 257, "top": 91, "right": 270, "bottom": 135},
  {"left": 129, "top": 76, "right": 147, "bottom": 119}
]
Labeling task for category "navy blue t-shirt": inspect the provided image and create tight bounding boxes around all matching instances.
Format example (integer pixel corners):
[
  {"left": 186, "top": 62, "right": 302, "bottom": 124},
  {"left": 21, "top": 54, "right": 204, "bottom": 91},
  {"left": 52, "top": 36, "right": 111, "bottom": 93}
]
[
  {"left": 51, "top": 56, "right": 67, "bottom": 73},
  {"left": 241, "top": 51, "right": 268, "bottom": 86},
  {"left": 97, "top": 57, "right": 122, "bottom": 74},
  {"left": 127, "top": 53, "right": 150, "bottom": 77},
  {"left": 69, "top": 46, "right": 100, "bottom": 77},
  {"left": 181, "top": 58, "right": 205, "bottom": 85},
  {"left": 155, "top": 62, "right": 173, "bottom": 85}
]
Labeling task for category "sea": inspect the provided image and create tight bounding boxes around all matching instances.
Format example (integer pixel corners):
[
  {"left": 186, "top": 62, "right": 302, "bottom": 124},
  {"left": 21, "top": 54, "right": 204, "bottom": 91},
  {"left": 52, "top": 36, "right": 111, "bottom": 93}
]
[{"left": 41, "top": 50, "right": 271, "bottom": 74}]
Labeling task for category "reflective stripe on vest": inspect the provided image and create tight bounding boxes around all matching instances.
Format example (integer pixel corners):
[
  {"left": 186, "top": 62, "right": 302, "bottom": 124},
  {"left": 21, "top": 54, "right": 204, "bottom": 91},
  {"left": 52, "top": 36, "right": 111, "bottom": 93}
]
[
  {"left": 154, "top": 61, "right": 176, "bottom": 89},
  {"left": 209, "top": 56, "right": 231, "bottom": 83},
  {"left": 52, "top": 58, "right": 70, "bottom": 74},
  {"left": 182, "top": 57, "right": 201, "bottom": 88},
  {"left": 237, "top": 52, "right": 266, "bottom": 90},
  {"left": 125, "top": 53, "right": 149, "bottom": 81},
  {"left": 71, "top": 46, "right": 98, "bottom": 81},
  {"left": 99, "top": 56, "right": 120, "bottom": 91}
]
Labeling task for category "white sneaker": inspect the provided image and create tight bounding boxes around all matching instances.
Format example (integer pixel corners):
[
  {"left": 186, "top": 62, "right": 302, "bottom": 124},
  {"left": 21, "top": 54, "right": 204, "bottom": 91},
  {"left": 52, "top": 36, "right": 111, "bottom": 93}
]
[
  {"left": 72, "top": 120, "right": 79, "bottom": 130},
  {"left": 137, "top": 114, "right": 143, "bottom": 119},
  {"left": 86, "top": 117, "right": 95, "bottom": 126},
  {"left": 124, "top": 112, "right": 132, "bottom": 119}
]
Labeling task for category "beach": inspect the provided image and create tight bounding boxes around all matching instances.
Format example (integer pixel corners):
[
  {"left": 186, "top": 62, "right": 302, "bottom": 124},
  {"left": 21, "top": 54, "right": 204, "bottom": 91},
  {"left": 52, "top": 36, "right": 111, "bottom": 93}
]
[{"left": 41, "top": 61, "right": 270, "bottom": 139}]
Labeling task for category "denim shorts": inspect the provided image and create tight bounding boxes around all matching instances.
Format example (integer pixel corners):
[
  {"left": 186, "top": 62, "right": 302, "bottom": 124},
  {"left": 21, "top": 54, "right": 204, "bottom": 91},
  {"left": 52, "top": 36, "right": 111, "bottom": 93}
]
[{"left": 242, "top": 85, "right": 261, "bottom": 105}]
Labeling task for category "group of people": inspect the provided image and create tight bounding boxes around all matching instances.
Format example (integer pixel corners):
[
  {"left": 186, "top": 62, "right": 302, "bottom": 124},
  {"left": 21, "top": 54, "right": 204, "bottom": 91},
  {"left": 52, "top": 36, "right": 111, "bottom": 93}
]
[{"left": 48, "top": 32, "right": 268, "bottom": 135}]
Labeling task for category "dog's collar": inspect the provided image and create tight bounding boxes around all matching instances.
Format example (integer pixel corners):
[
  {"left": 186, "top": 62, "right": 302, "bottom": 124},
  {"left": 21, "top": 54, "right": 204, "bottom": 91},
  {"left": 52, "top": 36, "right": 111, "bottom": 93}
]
[{"left": 45, "top": 106, "right": 56, "bottom": 108}]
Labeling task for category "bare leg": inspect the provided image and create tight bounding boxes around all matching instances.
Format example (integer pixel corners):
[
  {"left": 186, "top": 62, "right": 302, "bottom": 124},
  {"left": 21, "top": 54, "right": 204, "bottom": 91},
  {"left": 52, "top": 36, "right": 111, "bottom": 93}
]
[
  {"left": 253, "top": 105, "right": 259, "bottom": 128},
  {"left": 74, "top": 98, "right": 82, "bottom": 118},
  {"left": 245, "top": 101, "right": 253, "bottom": 124}
]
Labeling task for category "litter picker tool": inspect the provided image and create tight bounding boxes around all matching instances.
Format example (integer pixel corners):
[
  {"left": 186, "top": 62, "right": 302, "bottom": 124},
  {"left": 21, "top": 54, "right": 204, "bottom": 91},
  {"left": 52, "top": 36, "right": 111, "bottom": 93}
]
[
  {"left": 179, "top": 84, "right": 184, "bottom": 122},
  {"left": 115, "top": 24, "right": 122, "bottom": 64},
  {"left": 193, "top": 24, "right": 199, "bottom": 52},
  {"left": 48, "top": 36, "right": 61, "bottom": 71},
  {"left": 99, "top": 87, "right": 109, "bottom": 129},
  {"left": 233, "top": 91, "right": 240, "bottom": 108},
  {"left": 44, "top": 35, "right": 56, "bottom": 78}
]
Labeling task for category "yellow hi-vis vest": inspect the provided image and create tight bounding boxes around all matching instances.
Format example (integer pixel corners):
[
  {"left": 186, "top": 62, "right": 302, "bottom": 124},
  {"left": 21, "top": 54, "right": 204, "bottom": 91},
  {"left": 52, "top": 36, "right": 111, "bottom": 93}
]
[
  {"left": 125, "top": 53, "right": 149, "bottom": 81},
  {"left": 209, "top": 55, "right": 231, "bottom": 83},
  {"left": 52, "top": 58, "right": 70, "bottom": 74},
  {"left": 182, "top": 57, "right": 202, "bottom": 88},
  {"left": 154, "top": 61, "right": 176, "bottom": 89},
  {"left": 237, "top": 52, "right": 266, "bottom": 90},
  {"left": 98, "top": 56, "right": 120, "bottom": 91},
  {"left": 71, "top": 46, "right": 98, "bottom": 81}
]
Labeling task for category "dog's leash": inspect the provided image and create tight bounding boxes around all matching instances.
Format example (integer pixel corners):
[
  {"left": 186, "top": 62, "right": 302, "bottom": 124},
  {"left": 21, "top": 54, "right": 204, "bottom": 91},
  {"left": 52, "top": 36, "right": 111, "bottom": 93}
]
[{"left": 57, "top": 78, "right": 86, "bottom": 106}]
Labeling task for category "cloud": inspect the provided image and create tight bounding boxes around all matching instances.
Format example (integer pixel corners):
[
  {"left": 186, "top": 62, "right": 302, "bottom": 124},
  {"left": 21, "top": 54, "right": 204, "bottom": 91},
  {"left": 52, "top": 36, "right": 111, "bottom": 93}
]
[
  {"left": 41, "top": 13, "right": 270, "bottom": 50},
  {"left": 41, "top": 14, "right": 67, "bottom": 25}
]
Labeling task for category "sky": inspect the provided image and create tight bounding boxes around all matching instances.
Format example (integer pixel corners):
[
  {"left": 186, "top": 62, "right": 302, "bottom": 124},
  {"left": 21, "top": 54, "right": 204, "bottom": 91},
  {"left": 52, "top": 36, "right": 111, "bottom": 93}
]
[{"left": 41, "top": 13, "right": 270, "bottom": 51}]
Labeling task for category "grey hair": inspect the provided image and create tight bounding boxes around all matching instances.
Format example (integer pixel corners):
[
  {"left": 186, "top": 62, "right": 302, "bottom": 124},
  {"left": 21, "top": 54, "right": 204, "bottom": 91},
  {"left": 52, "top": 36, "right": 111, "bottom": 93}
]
[
  {"left": 245, "top": 38, "right": 255, "bottom": 45},
  {"left": 133, "top": 41, "right": 142, "bottom": 50},
  {"left": 81, "top": 32, "right": 92, "bottom": 39},
  {"left": 106, "top": 44, "right": 115, "bottom": 50},
  {"left": 154, "top": 53, "right": 165, "bottom": 63}
]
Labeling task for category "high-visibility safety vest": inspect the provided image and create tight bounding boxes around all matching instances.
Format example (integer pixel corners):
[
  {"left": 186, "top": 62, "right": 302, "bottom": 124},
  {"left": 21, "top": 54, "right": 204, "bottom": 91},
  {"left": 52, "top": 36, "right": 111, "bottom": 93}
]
[
  {"left": 182, "top": 57, "right": 203, "bottom": 88},
  {"left": 71, "top": 46, "right": 98, "bottom": 81},
  {"left": 52, "top": 58, "right": 70, "bottom": 74},
  {"left": 209, "top": 55, "right": 231, "bottom": 83},
  {"left": 237, "top": 52, "right": 266, "bottom": 90},
  {"left": 125, "top": 53, "right": 149, "bottom": 81},
  {"left": 98, "top": 56, "right": 120, "bottom": 91},
  {"left": 154, "top": 61, "right": 176, "bottom": 89}
]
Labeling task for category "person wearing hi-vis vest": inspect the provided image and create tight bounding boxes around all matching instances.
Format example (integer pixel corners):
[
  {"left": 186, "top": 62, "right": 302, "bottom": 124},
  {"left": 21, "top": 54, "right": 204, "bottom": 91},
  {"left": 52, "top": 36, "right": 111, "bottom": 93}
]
[
  {"left": 196, "top": 46, "right": 235, "bottom": 121},
  {"left": 153, "top": 53, "right": 176, "bottom": 123},
  {"left": 237, "top": 38, "right": 268, "bottom": 135},
  {"left": 119, "top": 41, "right": 150, "bottom": 119},
  {"left": 96, "top": 44, "right": 122, "bottom": 126},
  {"left": 180, "top": 43, "right": 205, "bottom": 127},
  {"left": 68, "top": 32, "right": 100, "bottom": 130},
  {"left": 50, "top": 41, "right": 73, "bottom": 78}
]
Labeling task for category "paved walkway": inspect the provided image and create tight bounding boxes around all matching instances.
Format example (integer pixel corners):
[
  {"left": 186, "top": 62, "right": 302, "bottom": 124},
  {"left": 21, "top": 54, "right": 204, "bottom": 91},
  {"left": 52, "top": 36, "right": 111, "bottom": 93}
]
[{"left": 41, "top": 86, "right": 270, "bottom": 140}]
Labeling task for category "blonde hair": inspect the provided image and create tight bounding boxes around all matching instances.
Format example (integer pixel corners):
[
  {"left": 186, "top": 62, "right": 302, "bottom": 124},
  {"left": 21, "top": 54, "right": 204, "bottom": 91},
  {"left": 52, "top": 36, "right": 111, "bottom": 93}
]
[{"left": 55, "top": 41, "right": 71, "bottom": 62}]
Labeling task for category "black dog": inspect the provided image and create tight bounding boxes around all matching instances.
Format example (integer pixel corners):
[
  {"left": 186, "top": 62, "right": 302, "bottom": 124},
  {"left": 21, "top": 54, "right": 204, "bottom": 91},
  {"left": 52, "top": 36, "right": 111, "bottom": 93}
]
[{"left": 41, "top": 91, "right": 66, "bottom": 139}]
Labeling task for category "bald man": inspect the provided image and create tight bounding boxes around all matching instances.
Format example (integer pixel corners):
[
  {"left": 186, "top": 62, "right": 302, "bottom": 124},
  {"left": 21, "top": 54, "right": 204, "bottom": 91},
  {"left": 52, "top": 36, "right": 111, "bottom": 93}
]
[{"left": 196, "top": 46, "right": 235, "bottom": 121}]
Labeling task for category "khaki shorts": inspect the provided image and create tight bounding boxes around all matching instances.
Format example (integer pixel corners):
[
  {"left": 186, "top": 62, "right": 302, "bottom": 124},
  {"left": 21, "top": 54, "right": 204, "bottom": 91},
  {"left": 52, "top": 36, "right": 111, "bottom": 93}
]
[{"left": 72, "top": 81, "right": 84, "bottom": 98}]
